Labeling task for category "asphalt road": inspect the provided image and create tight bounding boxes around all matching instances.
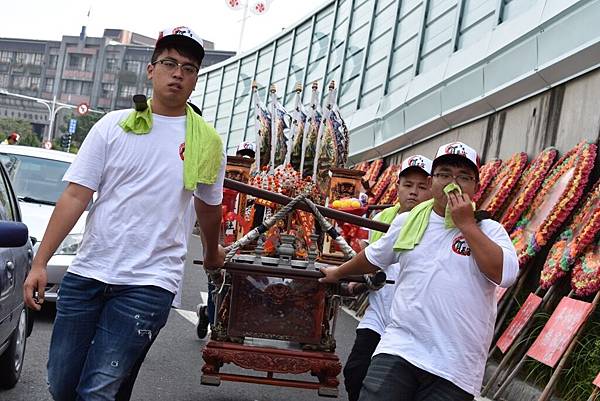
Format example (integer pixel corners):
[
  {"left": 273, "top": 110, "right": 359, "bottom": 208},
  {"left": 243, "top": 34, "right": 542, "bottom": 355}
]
[{"left": 1, "top": 237, "right": 358, "bottom": 401}]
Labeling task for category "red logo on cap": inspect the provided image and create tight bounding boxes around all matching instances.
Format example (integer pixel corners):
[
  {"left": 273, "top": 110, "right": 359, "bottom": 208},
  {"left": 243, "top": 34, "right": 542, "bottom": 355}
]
[
  {"left": 407, "top": 156, "right": 426, "bottom": 169},
  {"left": 445, "top": 142, "right": 467, "bottom": 157},
  {"left": 172, "top": 26, "right": 192, "bottom": 36}
]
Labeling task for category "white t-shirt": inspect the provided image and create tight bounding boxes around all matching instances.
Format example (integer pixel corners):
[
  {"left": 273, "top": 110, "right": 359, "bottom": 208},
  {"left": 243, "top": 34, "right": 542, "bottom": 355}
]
[
  {"left": 63, "top": 109, "right": 226, "bottom": 294},
  {"left": 357, "top": 211, "right": 400, "bottom": 336},
  {"left": 364, "top": 211, "right": 518, "bottom": 396}
]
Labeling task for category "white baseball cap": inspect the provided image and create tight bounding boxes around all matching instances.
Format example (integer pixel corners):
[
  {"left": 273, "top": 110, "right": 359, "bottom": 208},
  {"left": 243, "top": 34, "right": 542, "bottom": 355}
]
[
  {"left": 156, "top": 26, "right": 205, "bottom": 61},
  {"left": 433, "top": 142, "right": 480, "bottom": 175},
  {"left": 399, "top": 155, "right": 433, "bottom": 177},
  {"left": 236, "top": 141, "right": 256, "bottom": 156}
]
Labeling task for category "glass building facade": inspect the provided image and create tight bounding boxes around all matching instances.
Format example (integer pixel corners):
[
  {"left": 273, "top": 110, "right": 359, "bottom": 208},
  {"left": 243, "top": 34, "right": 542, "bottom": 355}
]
[{"left": 191, "top": 0, "right": 600, "bottom": 159}]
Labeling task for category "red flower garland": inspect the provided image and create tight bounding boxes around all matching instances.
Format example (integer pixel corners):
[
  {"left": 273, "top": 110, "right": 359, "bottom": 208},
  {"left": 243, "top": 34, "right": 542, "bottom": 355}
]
[
  {"left": 500, "top": 148, "right": 558, "bottom": 232},
  {"left": 571, "top": 240, "right": 600, "bottom": 296},
  {"left": 354, "top": 161, "right": 370, "bottom": 173},
  {"left": 510, "top": 142, "right": 597, "bottom": 267},
  {"left": 379, "top": 184, "right": 398, "bottom": 205},
  {"left": 477, "top": 152, "right": 528, "bottom": 217},
  {"left": 562, "top": 179, "right": 600, "bottom": 266},
  {"left": 540, "top": 180, "right": 599, "bottom": 288},
  {"left": 364, "top": 159, "right": 384, "bottom": 183},
  {"left": 368, "top": 165, "right": 398, "bottom": 205},
  {"left": 473, "top": 159, "right": 503, "bottom": 203}
]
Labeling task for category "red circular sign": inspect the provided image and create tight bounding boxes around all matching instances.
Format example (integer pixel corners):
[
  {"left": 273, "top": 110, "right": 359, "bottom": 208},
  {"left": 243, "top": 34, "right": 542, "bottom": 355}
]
[{"left": 77, "top": 103, "right": 89, "bottom": 116}]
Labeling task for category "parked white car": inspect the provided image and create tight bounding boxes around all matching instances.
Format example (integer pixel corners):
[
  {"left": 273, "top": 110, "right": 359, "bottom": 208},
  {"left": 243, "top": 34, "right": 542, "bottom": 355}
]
[{"left": 0, "top": 145, "right": 87, "bottom": 302}]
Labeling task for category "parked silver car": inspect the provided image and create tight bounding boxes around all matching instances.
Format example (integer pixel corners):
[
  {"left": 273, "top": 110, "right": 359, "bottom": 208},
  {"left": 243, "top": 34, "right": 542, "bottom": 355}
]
[{"left": 0, "top": 158, "right": 33, "bottom": 389}]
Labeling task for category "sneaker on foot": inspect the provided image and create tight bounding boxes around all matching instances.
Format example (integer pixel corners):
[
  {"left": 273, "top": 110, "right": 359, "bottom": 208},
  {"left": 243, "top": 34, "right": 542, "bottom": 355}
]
[{"left": 196, "top": 305, "right": 210, "bottom": 339}]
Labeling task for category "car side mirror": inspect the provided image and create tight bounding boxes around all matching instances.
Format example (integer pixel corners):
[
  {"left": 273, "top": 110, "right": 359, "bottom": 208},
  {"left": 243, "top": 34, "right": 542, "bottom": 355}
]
[
  {"left": 0, "top": 221, "right": 29, "bottom": 247},
  {"left": 30, "top": 236, "right": 38, "bottom": 246}
]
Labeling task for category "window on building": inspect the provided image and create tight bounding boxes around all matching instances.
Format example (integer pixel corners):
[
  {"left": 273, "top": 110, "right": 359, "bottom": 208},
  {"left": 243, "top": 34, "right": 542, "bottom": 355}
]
[
  {"left": 105, "top": 58, "right": 119, "bottom": 72},
  {"left": 101, "top": 83, "right": 115, "bottom": 98},
  {"left": 14, "top": 52, "right": 40, "bottom": 64},
  {"left": 80, "top": 81, "right": 92, "bottom": 96},
  {"left": 12, "top": 76, "right": 28, "bottom": 88},
  {"left": 44, "top": 78, "right": 55, "bottom": 93},
  {"left": 63, "top": 80, "right": 77, "bottom": 94},
  {"left": 68, "top": 54, "right": 92, "bottom": 71},
  {"left": 118, "top": 85, "right": 137, "bottom": 98},
  {"left": 0, "top": 74, "right": 8, "bottom": 86},
  {"left": 0, "top": 51, "right": 11, "bottom": 63},
  {"left": 48, "top": 54, "right": 58, "bottom": 69},
  {"left": 62, "top": 79, "right": 93, "bottom": 95},
  {"left": 30, "top": 76, "right": 40, "bottom": 90},
  {"left": 124, "top": 60, "right": 141, "bottom": 73},
  {"left": 145, "top": 86, "right": 153, "bottom": 98}
]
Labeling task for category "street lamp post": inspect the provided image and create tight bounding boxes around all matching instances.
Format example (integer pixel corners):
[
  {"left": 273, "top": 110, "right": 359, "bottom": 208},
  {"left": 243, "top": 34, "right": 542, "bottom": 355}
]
[{"left": 0, "top": 89, "right": 103, "bottom": 143}]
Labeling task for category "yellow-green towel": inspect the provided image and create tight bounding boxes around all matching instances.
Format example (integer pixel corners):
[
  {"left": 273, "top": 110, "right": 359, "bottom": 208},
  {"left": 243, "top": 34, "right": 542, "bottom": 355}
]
[
  {"left": 370, "top": 203, "right": 402, "bottom": 244},
  {"left": 393, "top": 183, "right": 474, "bottom": 251},
  {"left": 119, "top": 99, "right": 223, "bottom": 190}
]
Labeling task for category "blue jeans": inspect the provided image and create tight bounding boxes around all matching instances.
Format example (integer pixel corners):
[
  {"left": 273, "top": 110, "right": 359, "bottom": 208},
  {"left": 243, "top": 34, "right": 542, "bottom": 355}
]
[
  {"left": 48, "top": 272, "right": 174, "bottom": 401},
  {"left": 358, "top": 354, "right": 474, "bottom": 401}
]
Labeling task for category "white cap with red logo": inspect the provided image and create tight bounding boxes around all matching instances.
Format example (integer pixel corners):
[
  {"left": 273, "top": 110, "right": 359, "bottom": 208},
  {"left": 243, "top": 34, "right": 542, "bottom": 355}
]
[
  {"left": 156, "top": 26, "right": 205, "bottom": 60},
  {"left": 433, "top": 142, "right": 480, "bottom": 173},
  {"left": 236, "top": 141, "right": 256, "bottom": 156},
  {"left": 399, "top": 155, "right": 433, "bottom": 177}
]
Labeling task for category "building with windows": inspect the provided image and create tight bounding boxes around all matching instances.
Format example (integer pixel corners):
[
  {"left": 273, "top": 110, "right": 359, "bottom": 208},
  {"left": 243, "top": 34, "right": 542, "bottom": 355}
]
[
  {"left": 0, "top": 28, "right": 235, "bottom": 138},
  {"left": 191, "top": 0, "right": 600, "bottom": 161}
]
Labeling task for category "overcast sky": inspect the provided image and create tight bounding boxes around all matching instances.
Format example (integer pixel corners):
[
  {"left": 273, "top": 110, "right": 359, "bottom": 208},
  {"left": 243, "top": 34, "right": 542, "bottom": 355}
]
[{"left": 1, "top": 0, "right": 328, "bottom": 52}]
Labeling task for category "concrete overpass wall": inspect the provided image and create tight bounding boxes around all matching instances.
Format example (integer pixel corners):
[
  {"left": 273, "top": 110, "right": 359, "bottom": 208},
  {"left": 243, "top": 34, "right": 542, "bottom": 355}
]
[{"left": 385, "top": 67, "right": 600, "bottom": 165}]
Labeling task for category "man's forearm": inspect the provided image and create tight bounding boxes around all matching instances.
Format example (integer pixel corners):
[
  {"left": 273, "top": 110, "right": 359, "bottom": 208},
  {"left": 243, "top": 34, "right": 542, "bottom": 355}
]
[
  {"left": 334, "top": 250, "right": 379, "bottom": 278},
  {"left": 194, "top": 197, "right": 222, "bottom": 257},
  {"left": 34, "top": 183, "right": 92, "bottom": 267}
]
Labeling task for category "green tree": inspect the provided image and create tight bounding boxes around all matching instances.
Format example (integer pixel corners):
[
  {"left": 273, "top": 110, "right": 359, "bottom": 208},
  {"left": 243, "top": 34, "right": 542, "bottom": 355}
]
[
  {"left": 0, "top": 118, "right": 40, "bottom": 147},
  {"left": 59, "top": 112, "right": 103, "bottom": 150}
]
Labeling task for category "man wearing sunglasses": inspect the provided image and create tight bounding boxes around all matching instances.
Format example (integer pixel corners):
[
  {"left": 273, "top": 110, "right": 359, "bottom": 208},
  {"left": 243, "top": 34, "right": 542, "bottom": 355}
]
[
  {"left": 23, "top": 26, "right": 226, "bottom": 401},
  {"left": 321, "top": 142, "right": 518, "bottom": 401}
]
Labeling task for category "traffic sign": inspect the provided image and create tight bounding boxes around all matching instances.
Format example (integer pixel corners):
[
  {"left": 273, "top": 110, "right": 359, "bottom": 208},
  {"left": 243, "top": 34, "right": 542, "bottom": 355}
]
[
  {"left": 42, "top": 140, "right": 52, "bottom": 150},
  {"left": 77, "top": 102, "right": 89, "bottom": 116},
  {"left": 68, "top": 119, "right": 77, "bottom": 134}
]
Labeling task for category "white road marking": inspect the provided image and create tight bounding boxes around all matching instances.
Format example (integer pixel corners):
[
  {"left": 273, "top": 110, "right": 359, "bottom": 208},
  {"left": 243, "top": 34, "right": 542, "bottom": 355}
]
[
  {"left": 342, "top": 306, "right": 361, "bottom": 322},
  {"left": 174, "top": 291, "right": 207, "bottom": 326},
  {"left": 176, "top": 309, "right": 199, "bottom": 326},
  {"left": 176, "top": 299, "right": 361, "bottom": 327}
]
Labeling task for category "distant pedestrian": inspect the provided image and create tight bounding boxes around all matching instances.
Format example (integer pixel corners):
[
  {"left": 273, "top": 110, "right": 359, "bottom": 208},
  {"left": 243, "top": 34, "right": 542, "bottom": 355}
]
[{"left": 1, "top": 132, "right": 20, "bottom": 145}]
